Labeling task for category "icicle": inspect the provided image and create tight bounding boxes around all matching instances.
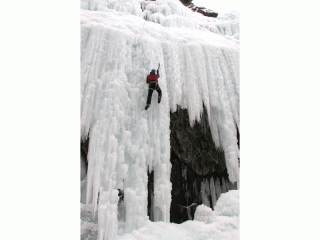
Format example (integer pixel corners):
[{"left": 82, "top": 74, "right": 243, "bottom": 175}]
[
  {"left": 209, "top": 176, "right": 217, "bottom": 208},
  {"left": 215, "top": 177, "right": 221, "bottom": 200},
  {"left": 98, "top": 190, "right": 119, "bottom": 240},
  {"left": 221, "top": 177, "right": 227, "bottom": 193},
  {"left": 200, "top": 179, "right": 211, "bottom": 208},
  {"left": 225, "top": 177, "right": 230, "bottom": 192},
  {"left": 81, "top": 177, "right": 87, "bottom": 204}
]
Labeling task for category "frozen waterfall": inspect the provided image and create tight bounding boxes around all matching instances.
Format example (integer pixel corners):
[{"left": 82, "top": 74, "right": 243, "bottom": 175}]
[{"left": 81, "top": 0, "right": 239, "bottom": 239}]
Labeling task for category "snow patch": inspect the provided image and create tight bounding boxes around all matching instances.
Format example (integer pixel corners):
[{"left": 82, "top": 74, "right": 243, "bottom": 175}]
[
  {"left": 117, "top": 190, "right": 240, "bottom": 240},
  {"left": 213, "top": 190, "right": 239, "bottom": 217},
  {"left": 194, "top": 204, "right": 214, "bottom": 223}
]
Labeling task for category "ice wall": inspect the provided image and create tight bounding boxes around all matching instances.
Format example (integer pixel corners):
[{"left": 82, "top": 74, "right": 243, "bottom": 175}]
[{"left": 81, "top": 0, "right": 239, "bottom": 239}]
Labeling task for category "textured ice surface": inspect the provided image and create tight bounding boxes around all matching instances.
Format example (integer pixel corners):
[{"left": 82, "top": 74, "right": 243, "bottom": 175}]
[{"left": 80, "top": 0, "right": 239, "bottom": 239}]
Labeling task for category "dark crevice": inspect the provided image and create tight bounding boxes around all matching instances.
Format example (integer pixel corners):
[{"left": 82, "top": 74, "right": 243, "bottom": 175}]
[
  {"left": 81, "top": 136, "right": 89, "bottom": 181},
  {"left": 237, "top": 126, "right": 240, "bottom": 167},
  {"left": 147, "top": 170, "right": 154, "bottom": 221},
  {"left": 237, "top": 126, "right": 240, "bottom": 149},
  {"left": 81, "top": 137, "right": 89, "bottom": 170}
]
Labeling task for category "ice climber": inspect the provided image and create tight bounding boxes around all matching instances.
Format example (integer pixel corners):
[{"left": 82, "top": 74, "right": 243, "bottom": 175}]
[{"left": 145, "top": 68, "right": 162, "bottom": 110}]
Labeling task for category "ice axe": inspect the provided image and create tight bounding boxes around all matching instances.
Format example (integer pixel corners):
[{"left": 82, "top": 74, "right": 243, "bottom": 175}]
[{"left": 157, "top": 63, "right": 160, "bottom": 75}]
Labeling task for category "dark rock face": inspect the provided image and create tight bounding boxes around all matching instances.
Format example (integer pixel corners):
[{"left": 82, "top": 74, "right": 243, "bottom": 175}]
[
  {"left": 170, "top": 106, "right": 226, "bottom": 176},
  {"left": 180, "top": 1, "right": 219, "bottom": 18},
  {"left": 179, "top": 0, "right": 193, "bottom": 4},
  {"left": 169, "top": 106, "right": 237, "bottom": 223}
]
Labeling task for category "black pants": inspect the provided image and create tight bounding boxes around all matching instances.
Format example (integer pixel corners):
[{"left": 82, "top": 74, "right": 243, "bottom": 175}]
[{"left": 146, "top": 81, "right": 162, "bottom": 105}]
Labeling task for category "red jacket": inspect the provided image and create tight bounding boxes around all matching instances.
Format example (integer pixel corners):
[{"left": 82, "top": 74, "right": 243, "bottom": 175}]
[{"left": 146, "top": 72, "right": 159, "bottom": 85}]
